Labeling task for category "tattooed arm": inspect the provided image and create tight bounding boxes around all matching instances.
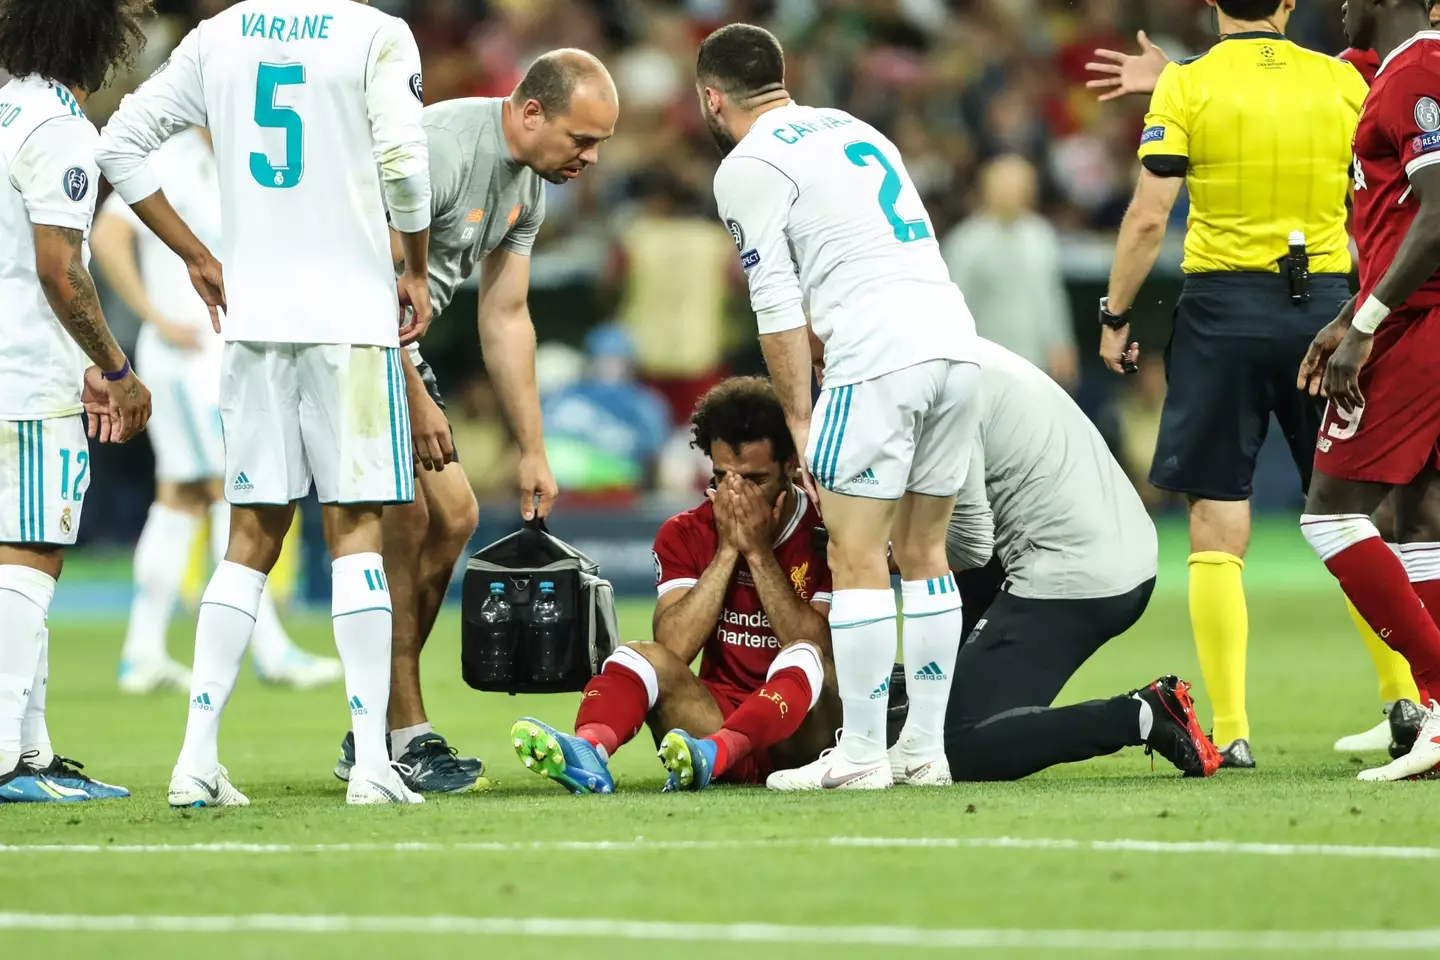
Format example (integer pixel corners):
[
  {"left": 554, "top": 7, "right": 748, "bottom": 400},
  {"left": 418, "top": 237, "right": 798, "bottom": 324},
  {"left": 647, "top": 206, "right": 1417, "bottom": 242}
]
[{"left": 32, "top": 225, "right": 152, "bottom": 441}]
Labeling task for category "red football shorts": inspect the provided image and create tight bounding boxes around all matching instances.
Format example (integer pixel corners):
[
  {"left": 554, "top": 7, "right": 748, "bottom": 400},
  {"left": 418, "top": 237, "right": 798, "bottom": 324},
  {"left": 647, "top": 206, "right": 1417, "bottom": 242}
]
[
  {"left": 701, "top": 679, "right": 773, "bottom": 784},
  {"left": 1314, "top": 305, "right": 1440, "bottom": 485}
]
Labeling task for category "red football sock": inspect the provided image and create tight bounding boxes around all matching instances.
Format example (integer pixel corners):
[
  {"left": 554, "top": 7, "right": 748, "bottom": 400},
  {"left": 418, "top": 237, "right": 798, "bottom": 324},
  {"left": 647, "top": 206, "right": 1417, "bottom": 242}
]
[
  {"left": 1406, "top": 578, "right": 1440, "bottom": 704},
  {"left": 1326, "top": 538, "right": 1440, "bottom": 693},
  {"left": 574, "top": 663, "right": 650, "bottom": 757},
  {"left": 708, "top": 666, "right": 814, "bottom": 776}
]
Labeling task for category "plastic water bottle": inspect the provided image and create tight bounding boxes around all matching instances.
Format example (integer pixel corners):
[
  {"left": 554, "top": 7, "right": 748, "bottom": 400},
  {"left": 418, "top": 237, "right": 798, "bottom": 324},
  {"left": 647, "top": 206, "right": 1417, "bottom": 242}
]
[
  {"left": 478, "top": 582, "right": 515, "bottom": 681},
  {"left": 530, "top": 580, "right": 565, "bottom": 682}
]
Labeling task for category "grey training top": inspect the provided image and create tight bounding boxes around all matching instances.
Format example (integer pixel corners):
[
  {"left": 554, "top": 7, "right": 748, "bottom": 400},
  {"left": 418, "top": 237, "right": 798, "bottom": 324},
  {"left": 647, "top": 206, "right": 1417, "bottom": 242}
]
[
  {"left": 947, "top": 339, "right": 1157, "bottom": 600},
  {"left": 415, "top": 97, "right": 546, "bottom": 318}
]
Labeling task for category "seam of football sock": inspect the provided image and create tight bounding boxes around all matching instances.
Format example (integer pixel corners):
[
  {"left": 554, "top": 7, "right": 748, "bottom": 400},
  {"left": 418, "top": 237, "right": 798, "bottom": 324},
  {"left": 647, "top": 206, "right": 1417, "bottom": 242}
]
[
  {"left": 333, "top": 606, "right": 393, "bottom": 619},
  {"left": 604, "top": 646, "right": 659, "bottom": 708},
  {"left": 1400, "top": 542, "right": 1440, "bottom": 583},
  {"left": 1187, "top": 550, "right": 1245, "bottom": 569},
  {"left": 198, "top": 600, "right": 258, "bottom": 621},
  {"left": 767, "top": 642, "right": 824, "bottom": 710},
  {"left": 1300, "top": 515, "right": 1380, "bottom": 563},
  {"left": 0, "top": 566, "right": 57, "bottom": 612}
]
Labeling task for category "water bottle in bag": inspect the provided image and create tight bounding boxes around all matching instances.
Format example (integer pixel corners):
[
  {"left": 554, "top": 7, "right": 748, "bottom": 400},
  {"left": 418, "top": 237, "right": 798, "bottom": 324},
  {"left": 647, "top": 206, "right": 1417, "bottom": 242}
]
[
  {"left": 477, "top": 582, "right": 515, "bottom": 680},
  {"left": 529, "top": 580, "right": 565, "bottom": 682}
]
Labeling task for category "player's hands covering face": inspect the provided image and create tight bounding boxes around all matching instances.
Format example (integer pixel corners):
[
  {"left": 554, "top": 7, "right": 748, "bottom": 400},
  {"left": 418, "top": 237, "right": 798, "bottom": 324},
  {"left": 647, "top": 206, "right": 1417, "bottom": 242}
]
[{"left": 729, "top": 475, "right": 784, "bottom": 559}]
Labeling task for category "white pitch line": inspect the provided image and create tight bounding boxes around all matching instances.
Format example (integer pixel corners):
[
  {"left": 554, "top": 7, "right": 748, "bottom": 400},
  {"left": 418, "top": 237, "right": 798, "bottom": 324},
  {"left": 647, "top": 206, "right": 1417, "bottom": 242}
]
[
  {"left": 0, "top": 913, "right": 1437, "bottom": 951},
  {"left": 5, "top": 835, "right": 1440, "bottom": 861}
]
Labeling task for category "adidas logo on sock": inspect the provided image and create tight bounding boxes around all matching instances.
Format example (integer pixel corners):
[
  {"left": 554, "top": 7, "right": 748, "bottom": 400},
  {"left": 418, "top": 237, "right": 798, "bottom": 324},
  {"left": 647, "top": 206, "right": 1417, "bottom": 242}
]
[
  {"left": 870, "top": 677, "right": 890, "bottom": 700},
  {"left": 349, "top": 695, "right": 368, "bottom": 716},
  {"left": 914, "top": 661, "right": 947, "bottom": 681},
  {"left": 191, "top": 692, "right": 214, "bottom": 711},
  {"left": 853, "top": 467, "right": 879, "bottom": 485},
  {"left": 232, "top": 472, "right": 254, "bottom": 492}
]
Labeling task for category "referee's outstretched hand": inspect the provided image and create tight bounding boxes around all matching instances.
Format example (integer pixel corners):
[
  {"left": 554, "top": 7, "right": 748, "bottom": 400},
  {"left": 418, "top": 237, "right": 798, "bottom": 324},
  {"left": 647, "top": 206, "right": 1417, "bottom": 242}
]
[{"left": 1085, "top": 31, "right": 1168, "bottom": 102}]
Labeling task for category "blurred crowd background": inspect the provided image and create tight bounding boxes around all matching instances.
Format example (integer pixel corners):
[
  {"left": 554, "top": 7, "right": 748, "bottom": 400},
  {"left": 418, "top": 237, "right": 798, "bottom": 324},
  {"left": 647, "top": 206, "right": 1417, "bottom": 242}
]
[{"left": 14, "top": 0, "right": 1358, "bottom": 559}]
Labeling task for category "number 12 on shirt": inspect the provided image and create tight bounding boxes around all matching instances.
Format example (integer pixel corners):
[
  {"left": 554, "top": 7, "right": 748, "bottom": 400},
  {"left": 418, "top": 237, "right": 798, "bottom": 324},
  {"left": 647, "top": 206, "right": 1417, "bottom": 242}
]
[
  {"left": 844, "top": 141, "right": 930, "bottom": 244},
  {"left": 250, "top": 62, "right": 305, "bottom": 189}
]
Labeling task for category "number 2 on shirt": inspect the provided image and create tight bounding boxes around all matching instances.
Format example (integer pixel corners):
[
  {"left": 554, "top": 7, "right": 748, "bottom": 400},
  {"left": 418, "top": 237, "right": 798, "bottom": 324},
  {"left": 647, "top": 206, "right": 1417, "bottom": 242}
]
[
  {"left": 844, "top": 141, "right": 930, "bottom": 243},
  {"left": 250, "top": 62, "right": 305, "bottom": 189}
]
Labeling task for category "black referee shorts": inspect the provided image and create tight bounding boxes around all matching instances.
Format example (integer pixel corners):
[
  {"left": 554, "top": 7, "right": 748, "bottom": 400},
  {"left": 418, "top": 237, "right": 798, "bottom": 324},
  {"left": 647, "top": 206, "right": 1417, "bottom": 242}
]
[{"left": 1149, "top": 272, "right": 1349, "bottom": 501}]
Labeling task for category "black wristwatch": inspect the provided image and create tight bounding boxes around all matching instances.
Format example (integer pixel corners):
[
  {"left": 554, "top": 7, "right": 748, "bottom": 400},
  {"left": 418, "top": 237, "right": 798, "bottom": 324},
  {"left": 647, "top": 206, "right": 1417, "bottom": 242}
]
[{"left": 1098, "top": 297, "right": 1128, "bottom": 330}]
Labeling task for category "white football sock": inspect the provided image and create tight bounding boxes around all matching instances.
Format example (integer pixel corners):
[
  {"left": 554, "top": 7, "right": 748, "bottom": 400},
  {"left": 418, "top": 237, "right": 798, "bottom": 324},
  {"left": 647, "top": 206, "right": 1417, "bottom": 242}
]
[
  {"left": 123, "top": 503, "right": 202, "bottom": 665},
  {"left": 830, "top": 587, "right": 898, "bottom": 764},
  {"left": 898, "top": 575, "right": 963, "bottom": 756},
  {"left": 212, "top": 500, "right": 294, "bottom": 669},
  {"left": 176, "top": 561, "right": 265, "bottom": 773},
  {"left": 332, "top": 552, "right": 393, "bottom": 776},
  {"left": 0, "top": 566, "right": 54, "bottom": 772},
  {"left": 21, "top": 627, "right": 52, "bottom": 769},
  {"left": 391, "top": 721, "right": 432, "bottom": 762}
]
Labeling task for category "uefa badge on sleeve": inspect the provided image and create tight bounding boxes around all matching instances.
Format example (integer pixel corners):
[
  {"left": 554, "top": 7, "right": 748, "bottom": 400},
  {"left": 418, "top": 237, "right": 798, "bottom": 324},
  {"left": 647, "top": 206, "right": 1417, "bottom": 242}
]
[
  {"left": 409, "top": 73, "right": 423, "bottom": 103},
  {"left": 725, "top": 218, "right": 744, "bottom": 250},
  {"left": 652, "top": 549, "right": 662, "bottom": 586}
]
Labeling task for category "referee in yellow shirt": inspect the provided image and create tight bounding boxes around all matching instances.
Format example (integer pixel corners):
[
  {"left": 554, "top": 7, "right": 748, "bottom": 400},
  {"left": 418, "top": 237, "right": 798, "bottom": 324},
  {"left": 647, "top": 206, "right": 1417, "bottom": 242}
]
[{"left": 1099, "top": 0, "right": 1367, "bottom": 768}]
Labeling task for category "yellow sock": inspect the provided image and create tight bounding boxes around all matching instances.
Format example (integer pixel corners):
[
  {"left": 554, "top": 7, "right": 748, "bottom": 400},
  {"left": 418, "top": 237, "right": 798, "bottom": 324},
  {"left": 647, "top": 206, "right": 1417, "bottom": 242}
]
[
  {"left": 1189, "top": 551, "right": 1248, "bottom": 745},
  {"left": 1346, "top": 596, "right": 1418, "bottom": 705}
]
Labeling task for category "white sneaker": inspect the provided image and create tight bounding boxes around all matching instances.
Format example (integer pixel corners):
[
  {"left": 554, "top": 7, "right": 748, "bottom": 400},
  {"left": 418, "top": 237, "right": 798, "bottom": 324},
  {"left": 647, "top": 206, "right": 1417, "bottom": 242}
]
[
  {"left": 119, "top": 657, "right": 192, "bottom": 695},
  {"left": 254, "top": 648, "right": 344, "bottom": 690},
  {"left": 766, "top": 739, "right": 892, "bottom": 792},
  {"left": 347, "top": 764, "right": 425, "bottom": 805},
  {"left": 168, "top": 766, "right": 250, "bottom": 807},
  {"left": 889, "top": 742, "right": 953, "bottom": 786},
  {"left": 1359, "top": 701, "right": 1440, "bottom": 781},
  {"left": 1334, "top": 706, "right": 1395, "bottom": 753}
]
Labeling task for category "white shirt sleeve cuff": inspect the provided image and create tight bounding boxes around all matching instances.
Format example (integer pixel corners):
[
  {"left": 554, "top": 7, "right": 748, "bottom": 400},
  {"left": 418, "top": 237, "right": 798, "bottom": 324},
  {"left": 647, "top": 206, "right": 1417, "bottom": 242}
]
[
  {"left": 110, "top": 165, "right": 162, "bottom": 206},
  {"left": 755, "top": 301, "right": 807, "bottom": 336},
  {"left": 1406, "top": 152, "right": 1440, "bottom": 178}
]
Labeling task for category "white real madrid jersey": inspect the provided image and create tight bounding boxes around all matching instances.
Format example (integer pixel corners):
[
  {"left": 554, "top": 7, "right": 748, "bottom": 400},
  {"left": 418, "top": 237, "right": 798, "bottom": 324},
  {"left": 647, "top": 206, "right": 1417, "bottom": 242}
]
[
  {"left": 95, "top": 0, "right": 431, "bottom": 347},
  {"left": 0, "top": 75, "right": 97, "bottom": 420},
  {"left": 712, "top": 102, "right": 976, "bottom": 388}
]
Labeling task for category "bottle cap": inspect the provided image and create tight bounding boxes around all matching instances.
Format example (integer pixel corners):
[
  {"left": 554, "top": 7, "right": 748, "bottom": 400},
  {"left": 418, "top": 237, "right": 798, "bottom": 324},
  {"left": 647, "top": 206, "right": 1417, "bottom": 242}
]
[{"left": 1288, "top": 230, "right": 1305, "bottom": 246}]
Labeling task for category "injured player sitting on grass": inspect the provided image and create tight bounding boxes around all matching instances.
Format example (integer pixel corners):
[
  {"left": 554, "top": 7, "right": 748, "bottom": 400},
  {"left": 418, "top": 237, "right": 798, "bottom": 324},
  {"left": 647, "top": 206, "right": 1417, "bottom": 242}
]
[{"left": 511, "top": 376, "right": 846, "bottom": 792}]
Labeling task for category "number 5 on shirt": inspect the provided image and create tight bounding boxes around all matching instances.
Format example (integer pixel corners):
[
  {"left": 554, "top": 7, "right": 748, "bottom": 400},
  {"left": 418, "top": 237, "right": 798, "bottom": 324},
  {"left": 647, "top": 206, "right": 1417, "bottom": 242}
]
[
  {"left": 250, "top": 62, "right": 305, "bottom": 189},
  {"left": 845, "top": 141, "right": 930, "bottom": 243}
]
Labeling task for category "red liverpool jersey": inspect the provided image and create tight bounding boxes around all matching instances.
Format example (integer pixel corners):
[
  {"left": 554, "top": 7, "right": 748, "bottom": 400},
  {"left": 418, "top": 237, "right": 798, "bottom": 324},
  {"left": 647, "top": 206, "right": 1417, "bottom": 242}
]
[
  {"left": 651, "top": 488, "right": 831, "bottom": 693},
  {"left": 1353, "top": 35, "right": 1440, "bottom": 311},
  {"left": 1341, "top": 46, "right": 1380, "bottom": 86}
]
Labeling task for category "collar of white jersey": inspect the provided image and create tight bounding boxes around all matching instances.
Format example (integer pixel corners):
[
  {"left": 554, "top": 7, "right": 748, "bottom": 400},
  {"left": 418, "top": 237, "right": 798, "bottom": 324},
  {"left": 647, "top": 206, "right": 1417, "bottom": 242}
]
[
  {"left": 741, "top": 100, "right": 801, "bottom": 144},
  {"left": 773, "top": 486, "right": 808, "bottom": 547},
  {"left": 1377, "top": 30, "right": 1440, "bottom": 77}
]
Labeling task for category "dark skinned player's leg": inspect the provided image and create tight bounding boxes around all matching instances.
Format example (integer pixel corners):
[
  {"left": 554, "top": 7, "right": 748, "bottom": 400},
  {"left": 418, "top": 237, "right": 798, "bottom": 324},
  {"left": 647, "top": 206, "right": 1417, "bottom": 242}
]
[{"left": 1303, "top": 472, "right": 1440, "bottom": 705}]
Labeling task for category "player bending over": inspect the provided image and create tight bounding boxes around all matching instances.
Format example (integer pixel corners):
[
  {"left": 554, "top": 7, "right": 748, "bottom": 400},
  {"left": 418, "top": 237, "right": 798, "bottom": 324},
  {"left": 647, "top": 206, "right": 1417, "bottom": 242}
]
[
  {"left": 329, "top": 50, "right": 614, "bottom": 793},
  {"left": 0, "top": 0, "right": 156, "bottom": 802},
  {"left": 1298, "top": 0, "right": 1440, "bottom": 782},
  {"left": 941, "top": 340, "right": 1220, "bottom": 780},
  {"left": 696, "top": 24, "right": 981, "bottom": 791},
  {"left": 98, "top": 0, "right": 434, "bottom": 806},
  {"left": 92, "top": 129, "right": 341, "bottom": 695},
  {"left": 511, "top": 378, "right": 841, "bottom": 793}
]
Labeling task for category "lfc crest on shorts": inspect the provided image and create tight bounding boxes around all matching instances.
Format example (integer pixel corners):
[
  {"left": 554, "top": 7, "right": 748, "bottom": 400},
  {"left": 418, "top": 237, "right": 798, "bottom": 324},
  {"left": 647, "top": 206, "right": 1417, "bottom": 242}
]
[{"left": 789, "top": 561, "right": 809, "bottom": 600}]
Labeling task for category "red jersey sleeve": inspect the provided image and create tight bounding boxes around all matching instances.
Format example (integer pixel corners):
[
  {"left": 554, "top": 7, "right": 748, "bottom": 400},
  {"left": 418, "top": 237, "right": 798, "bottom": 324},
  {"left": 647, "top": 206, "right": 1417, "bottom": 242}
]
[
  {"left": 1340, "top": 47, "right": 1379, "bottom": 87},
  {"left": 1378, "top": 64, "right": 1440, "bottom": 178},
  {"left": 653, "top": 513, "right": 704, "bottom": 597}
]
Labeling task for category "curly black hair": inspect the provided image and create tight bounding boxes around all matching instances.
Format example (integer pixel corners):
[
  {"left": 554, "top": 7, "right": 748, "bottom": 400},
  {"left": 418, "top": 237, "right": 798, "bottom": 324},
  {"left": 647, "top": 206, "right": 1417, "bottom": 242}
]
[
  {"left": 690, "top": 376, "right": 796, "bottom": 464},
  {"left": 0, "top": 0, "right": 153, "bottom": 95}
]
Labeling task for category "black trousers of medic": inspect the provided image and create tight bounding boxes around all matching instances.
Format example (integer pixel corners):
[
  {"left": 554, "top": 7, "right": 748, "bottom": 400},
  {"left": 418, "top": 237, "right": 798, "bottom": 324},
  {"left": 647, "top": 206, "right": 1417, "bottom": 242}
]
[{"left": 941, "top": 558, "right": 1156, "bottom": 782}]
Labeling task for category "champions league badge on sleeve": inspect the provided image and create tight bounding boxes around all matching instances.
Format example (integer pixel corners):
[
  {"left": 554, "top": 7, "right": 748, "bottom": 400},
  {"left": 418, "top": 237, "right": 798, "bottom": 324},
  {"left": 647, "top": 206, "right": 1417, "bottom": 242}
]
[
  {"left": 1417, "top": 96, "right": 1440, "bottom": 133},
  {"left": 63, "top": 167, "right": 88, "bottom": 202},
  {"left": 409, "top": 73, "right": 424, "bottom": 102}
]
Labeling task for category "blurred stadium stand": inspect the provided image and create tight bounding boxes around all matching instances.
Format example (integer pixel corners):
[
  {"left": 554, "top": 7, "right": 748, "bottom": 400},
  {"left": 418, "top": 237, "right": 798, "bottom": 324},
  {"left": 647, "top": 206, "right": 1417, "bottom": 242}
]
[{"left": 28, "top": 0, "right": 1355, "bottom": 600}]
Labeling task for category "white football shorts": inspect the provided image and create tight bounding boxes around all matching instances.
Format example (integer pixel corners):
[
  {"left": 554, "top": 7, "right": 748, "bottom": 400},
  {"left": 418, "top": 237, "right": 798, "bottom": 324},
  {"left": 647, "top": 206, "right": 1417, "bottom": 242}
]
[
  {"left": 806, "top": 359, "right": 981, "bottom": 500},
  {"left": 0, "top": 415, "right": 90, "bottom": 545},
  {"left": 143, "top": 355, "right": 224, "bottom": 484},
  {"left": 220, "top": 342, "right": 413, "bottom": 506}
]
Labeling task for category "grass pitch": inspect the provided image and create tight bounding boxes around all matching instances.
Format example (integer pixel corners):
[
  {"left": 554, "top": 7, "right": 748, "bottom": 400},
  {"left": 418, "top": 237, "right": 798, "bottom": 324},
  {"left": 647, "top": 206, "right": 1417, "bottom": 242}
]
[{"left": 3, "top": 520, "right": 1439, "bottom": 957}]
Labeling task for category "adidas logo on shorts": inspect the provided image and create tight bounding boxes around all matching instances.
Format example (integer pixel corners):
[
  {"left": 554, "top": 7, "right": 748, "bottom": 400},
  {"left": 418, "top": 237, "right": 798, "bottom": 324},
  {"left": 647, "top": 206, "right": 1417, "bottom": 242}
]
[
  {"left": 232, "top": 472, "right": 254, "bottom": 492},
  {"left": 853, "top": 468, "right": 879, "bottom": 485}
]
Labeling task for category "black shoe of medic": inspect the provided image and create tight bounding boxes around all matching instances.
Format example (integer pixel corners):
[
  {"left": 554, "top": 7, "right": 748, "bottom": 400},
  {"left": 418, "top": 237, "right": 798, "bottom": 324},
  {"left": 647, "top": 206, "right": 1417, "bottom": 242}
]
[
  {"left": 1388, "top": 698, "right": 1426, "bottom": 760},
  {"left": 1133, "top": 676, "right": 1222, "bottom": 778},
  {"left": 395, "top": 734, "right": 488, "bottom": 794}
]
